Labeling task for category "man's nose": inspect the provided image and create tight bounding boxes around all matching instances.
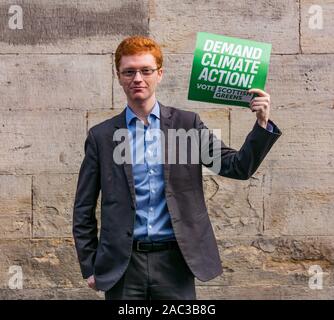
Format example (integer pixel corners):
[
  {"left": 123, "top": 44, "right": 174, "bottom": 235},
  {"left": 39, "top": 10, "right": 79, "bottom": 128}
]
[{"left": 133, "top": 71, "right": 144, "bottom": 81}]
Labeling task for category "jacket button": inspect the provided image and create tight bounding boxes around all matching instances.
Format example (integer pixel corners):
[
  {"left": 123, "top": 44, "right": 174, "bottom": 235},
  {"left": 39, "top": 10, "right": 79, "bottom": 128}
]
[
  {"left": 131, "top": 204, "right": 135, "bottom": 210},
  {"left": 127, "top": 231, "right": 132, "bottom": 237}
]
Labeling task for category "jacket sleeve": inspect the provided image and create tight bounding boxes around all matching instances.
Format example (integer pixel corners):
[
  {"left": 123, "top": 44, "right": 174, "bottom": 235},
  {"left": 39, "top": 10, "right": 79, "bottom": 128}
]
[
  {"left": 194, "top": 113, "right": 282, "bottom": 179},
  {"left": 72, "top": 129, "right": 101, "bottom": 278}
]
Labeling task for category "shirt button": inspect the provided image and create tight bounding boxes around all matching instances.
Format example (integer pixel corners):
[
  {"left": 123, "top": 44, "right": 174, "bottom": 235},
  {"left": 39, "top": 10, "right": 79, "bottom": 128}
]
[
  {"left": 149, "top": 207, "right": 153, "bottom": 212},
  {"left": 149, "top": 225, "right": 152, "bottom": 229}
]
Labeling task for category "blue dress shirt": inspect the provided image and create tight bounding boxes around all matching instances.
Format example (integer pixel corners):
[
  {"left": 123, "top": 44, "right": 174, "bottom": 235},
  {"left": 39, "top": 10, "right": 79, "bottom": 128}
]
[{"left": 126, "top": 101, "right": 176, "bottom": 242}]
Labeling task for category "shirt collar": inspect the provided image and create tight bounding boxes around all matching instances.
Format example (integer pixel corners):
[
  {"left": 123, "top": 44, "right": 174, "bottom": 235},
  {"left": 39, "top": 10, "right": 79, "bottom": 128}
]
[{"left": 126, "top": 101, "right": 160, "bottom": 126}]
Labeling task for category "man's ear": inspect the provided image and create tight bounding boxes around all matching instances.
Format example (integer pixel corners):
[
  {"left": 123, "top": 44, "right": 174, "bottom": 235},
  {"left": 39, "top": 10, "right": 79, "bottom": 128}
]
[
  {"left": 116, "top": 71, "right": 122, "bottom": 85},
  {"left": 157, "top": 67, "right": 163, "bottom": 83}
]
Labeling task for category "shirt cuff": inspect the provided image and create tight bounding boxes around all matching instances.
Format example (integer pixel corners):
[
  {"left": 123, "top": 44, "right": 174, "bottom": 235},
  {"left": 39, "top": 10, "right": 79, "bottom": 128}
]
[{"left": 266, "top": 122, "right": 274, "bottom": 133}]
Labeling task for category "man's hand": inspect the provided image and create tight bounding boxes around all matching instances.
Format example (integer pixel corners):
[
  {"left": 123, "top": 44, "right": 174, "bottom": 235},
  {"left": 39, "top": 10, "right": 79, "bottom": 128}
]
[
  {"left": 87, "top": 275, "right": 97, "bottom": 291},
  {"left": 248, "top": 88, "right": 270, "bottom": 129}
]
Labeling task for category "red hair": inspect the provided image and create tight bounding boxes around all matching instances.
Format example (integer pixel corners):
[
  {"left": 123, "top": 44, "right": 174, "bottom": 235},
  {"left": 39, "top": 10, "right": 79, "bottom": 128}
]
[{"left": 115, "top": 36, "right": 163, "bottom": 72}]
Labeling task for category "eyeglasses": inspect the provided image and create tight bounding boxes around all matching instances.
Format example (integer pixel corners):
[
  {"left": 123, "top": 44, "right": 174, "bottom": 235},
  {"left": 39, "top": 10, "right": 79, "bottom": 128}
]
[{"left": 119, "top": 68, "right": 160, "bottom": 78}]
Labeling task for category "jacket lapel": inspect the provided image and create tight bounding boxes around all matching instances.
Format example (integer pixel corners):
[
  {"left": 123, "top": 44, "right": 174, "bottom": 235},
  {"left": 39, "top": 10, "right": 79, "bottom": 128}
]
[
  {"left": 159, "top": 102, "right": 173, "bottom": 188},
  {"left": 113, "top": 108, "right": 137, "bottom": 209}
]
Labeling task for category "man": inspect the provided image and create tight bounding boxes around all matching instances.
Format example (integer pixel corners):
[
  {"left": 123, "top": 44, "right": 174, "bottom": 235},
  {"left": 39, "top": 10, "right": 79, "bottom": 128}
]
[{"left": 73, "top": 36, "right": 281, "bottom": 300}]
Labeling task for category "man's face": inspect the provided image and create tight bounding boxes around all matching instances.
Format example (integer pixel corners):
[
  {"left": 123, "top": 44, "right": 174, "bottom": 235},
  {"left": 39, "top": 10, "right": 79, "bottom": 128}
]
[{"left": 117, "top": 53, "right": 163, "bottom": 104}]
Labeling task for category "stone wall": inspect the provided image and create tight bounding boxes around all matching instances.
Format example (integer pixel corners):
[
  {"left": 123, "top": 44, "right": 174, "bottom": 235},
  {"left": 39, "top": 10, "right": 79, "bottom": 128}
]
[{"left": 0, "top": 0, "right": 333, "bottom": 299}]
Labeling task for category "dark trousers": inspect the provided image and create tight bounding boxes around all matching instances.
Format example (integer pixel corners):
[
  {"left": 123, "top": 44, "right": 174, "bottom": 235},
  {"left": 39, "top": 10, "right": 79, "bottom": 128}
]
[{"left": 104, "top": 245, "right": 196, "bottom": 300}]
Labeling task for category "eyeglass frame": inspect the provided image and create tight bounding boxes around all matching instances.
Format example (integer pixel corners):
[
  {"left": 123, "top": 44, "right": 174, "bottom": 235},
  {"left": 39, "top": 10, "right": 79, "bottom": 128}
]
[{"left": 118, "top": 67, "right": 161, "bottom": 78}]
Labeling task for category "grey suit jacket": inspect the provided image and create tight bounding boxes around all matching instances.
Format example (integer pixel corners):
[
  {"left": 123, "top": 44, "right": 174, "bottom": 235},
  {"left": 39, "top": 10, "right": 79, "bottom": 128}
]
[{"left": 73, "top": 102, "right": 282, "bottom": 291}]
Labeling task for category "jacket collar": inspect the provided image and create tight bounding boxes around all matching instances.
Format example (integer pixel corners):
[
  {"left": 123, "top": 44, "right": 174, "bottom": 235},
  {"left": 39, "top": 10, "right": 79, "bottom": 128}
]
[{"left": 114, "top": 101, "right": 172, "bottom": 129}]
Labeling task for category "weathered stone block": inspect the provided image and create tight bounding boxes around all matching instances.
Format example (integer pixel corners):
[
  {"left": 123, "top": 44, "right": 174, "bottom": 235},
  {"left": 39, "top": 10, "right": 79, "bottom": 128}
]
[
  {"left": 0, "top": 175, "right": 31, "bottom": 239},
  {"left": 196, "top": 285, "right": 334, "bottom": 300},
  {"left": 267, "top": 54, "right": 334, "bottom": 108},
  {"left": 0, "top": 55, "right": 113, "bottom": 111},
  {"left": 0, "top": 0, "right": 149, "bottom": 53},
  {"left": 33, "top": 174, "right": 77, "bottom": 238},
  {"left": 264, "top": 168, "right": 334, "bottom": 236},
  {"left": 197, "top": 236, "right": 334, "bottom": 289},
  {"left": 230, "top": 106, "right": 334, "bottom": 170},
  {"left": 149, "top": 0, "right": 299, "bottom": 54},
  {"left": 0, "top": 110, "right": 87, "bottom": 174},
  {"left": 205, "top": 173, "right": 264, "bottom": 237},
  {"left": 0, "top": 288, "right": 103, "bottom": 300},
  {"left": 33, "top": 173, "right": 101, "bottom": 238},
  {"left": 301, "top": 0, "right": 334, "bottom": 53},
  {"left": 0, "top": 239, "right": 85, "bottom": 289}
]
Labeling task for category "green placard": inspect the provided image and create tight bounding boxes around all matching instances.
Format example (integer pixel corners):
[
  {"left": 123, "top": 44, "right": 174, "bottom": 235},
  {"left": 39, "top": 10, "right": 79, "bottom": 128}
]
[{"left": 188, "top": 32, "right": 272, "bottom": 107}]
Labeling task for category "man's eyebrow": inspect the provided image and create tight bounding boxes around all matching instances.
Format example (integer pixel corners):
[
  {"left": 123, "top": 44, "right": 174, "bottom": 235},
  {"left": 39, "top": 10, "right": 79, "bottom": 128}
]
[{"left": 123, "top": 66, "right": 155, "bottom": 69}]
